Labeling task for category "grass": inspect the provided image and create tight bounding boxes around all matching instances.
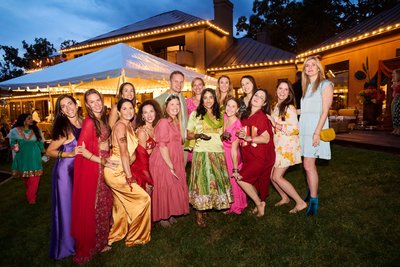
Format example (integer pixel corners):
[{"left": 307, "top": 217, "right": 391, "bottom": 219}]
[{"left": 0, "top": 144, "right": 399, "bottom": 266}]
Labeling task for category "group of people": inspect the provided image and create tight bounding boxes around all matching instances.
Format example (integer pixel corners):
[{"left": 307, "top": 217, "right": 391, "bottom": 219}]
[{"left": 9, "top": 56, "right": 335, "bottom": 264}]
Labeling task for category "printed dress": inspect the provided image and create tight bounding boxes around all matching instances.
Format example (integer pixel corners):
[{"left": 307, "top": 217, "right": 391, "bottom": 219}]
[
  {"left": 187, "top": 111, "right": 233, "bottom": 210},
  {"left": 299, "top": 80, "right": 333, "bottom": 160},
  {"left": 272, "top": 105, "right": 301, "bottom": 168}
]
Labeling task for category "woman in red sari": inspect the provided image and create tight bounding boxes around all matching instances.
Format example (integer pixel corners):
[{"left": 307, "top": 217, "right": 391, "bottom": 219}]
[
  {"left": 131, "top": 99, "right": 162, "bottom": 194},
  {"left": 71, "top": 89, "right": 116, "bottom": 264}
]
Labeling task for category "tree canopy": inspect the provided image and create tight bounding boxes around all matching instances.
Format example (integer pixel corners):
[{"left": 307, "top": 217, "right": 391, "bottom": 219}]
[
  {"left": 0, "top": 38, "right": 76, "bottom": 82},
  {"left": 235, "top": 0, "right": 399, "bottom": 53}
]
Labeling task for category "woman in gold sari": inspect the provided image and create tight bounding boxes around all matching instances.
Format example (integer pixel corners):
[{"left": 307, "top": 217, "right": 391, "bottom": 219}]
[{"left": 104, "top": 99, "right": 151, "bottom": 249}]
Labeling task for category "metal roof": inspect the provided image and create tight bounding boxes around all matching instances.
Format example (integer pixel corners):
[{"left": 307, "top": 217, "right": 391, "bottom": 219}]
[
  {"left": 208, "top": 37, "right": 295, "bottom": 68},
  {"left": 77, "top": 10, "right": 204, "bottom": 46},
  {"left": 307, "top": 3, "right": 400, "bottom": 51}
]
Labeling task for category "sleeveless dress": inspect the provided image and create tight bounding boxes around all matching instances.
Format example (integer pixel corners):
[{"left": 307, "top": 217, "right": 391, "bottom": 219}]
[
  {"left": 49, "top": 125, "right": 81, "bottom": 260},
  {"left": 131, "top": 130, "right": 156, "bottom": 191},
  {"left": 104, "top": 124, "right": 151, "bottom": 247},
  {"left": 222, "top": 114, "right": 247, "bottom": 214},
  {"left": 299, "top": 80, "right": 333, "bottom": 160}
]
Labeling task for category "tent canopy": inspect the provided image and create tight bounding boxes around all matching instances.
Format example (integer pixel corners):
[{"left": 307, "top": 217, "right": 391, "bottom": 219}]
[{"left": 0, "top": 43, "right": 216, "bottom": 93}]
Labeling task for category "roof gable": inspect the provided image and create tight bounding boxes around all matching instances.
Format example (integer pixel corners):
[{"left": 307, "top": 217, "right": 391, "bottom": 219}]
[
  {"left": 298, "top": 3, "right": 400, "bottom": 58},
  {"left": 208, "top": 38, "right": 295, "bottom": 71},
  {"left": 79, "top": 10, "right": 204, "bottom": 45}
]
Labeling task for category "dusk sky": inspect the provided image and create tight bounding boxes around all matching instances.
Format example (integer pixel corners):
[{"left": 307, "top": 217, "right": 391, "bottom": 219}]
[{"left": 0, "top": 0, "right": 254, "bottom": 52}]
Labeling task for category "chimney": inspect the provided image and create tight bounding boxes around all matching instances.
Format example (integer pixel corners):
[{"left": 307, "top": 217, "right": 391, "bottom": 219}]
[
  {"left": 256, "top": 28, "right": 271, "bottom": 45},
  {"left": 213, "top": 0, "right": 233, "bottom": 34}
]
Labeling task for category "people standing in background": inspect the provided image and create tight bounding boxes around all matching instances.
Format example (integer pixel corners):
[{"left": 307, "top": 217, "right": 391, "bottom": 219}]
[
  {"left": 32, "top": 109, "right": 41, "bottom": 123},
  {"left": 185, "top": 77, "right": 205, "bottom": 161},
  {"left": 234, "top": 89, "right": 275, "bottom": 217},
  {"left": 293, "top": 71, "right": 303, "bottom": 111},
  {"left": 222, "top": 96, "right": 247, "bottom": 214},
  {"left": 108, "top": 82, "right": 136, "bottom": 128},
  {"left": 9, "top": 113, "right": 45, "bottom": 204},
  {"left": 71, "top": 89, "right": 116, "bottom": 264},
  {"left": 46, "top": 95, "right": 82, "bottom": 260},
  {"left": 269, "top": 81, "right": 306, "bottom": 214},
  {"left": 187, "top": 88, "right": 232, "bottom": 227},
  {"left": 299, "top": 56, "right": 334, "bottom": 216},
  {"left": 216, "top": 75, "right": 234, "bottom": 109},
  {"left": 239, "top": 75, "right": 258, "bottom": 117},
  {"left": 132, "top": 100, "right": 162, "bottom": 194},
  {"left": 390, "top": 68, "right": 400, "bottom": 135},
  {"left": 155, "top": 71, "right": 189, "bottom": 140},
  {"left": 149, "top": 95, "right": 189, "bottom": 228},
  {"left": 104, "top": 99, "right": 151, "bottom": 249}
]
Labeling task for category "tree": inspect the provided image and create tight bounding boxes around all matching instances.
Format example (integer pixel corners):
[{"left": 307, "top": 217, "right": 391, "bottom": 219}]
[
  {"left": 60, "top": 40, "right": 77, "bottom": 50},
  {"left": 235, "top": 0, "right": 398, "bottom": 53},
  {"left": 0, "top": 38, "right": 56, "bottom": 81}
]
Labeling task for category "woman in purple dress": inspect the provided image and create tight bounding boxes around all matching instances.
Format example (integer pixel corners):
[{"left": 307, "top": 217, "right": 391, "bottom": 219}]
[{"left": 46, "top": 95, "right": 82, "bottom": 260}]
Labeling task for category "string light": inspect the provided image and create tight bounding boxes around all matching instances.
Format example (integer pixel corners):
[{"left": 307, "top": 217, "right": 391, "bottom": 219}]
[
  {"left": 206, "top": 59, "right": 295, "bottom": 72},
  {"left": 60, "top": 20, "right": 229, "bottom": 53},
  {"left": 296, "top": 23, "right": 400, "bottom": 58}
]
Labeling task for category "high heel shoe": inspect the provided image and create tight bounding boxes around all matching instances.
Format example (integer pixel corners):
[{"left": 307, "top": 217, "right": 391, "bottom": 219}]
[
  {"left": 304, "top": 190, "right": 311, "bottom": 202},
  {"left": 306, "top": 197, "right": 319, "bottom": 216}
]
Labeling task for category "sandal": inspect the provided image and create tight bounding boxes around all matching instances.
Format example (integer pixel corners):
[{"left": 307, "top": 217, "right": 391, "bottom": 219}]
[{"left": 195, "top": 211, "right": 207, "bottom": 228}]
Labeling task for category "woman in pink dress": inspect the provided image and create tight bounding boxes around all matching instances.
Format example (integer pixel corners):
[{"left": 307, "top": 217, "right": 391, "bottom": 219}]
[
  {"left": 185, "top": 77, "right": 205, "bottom": 161},
  {"left": 149, "top": 95, "right": 189, "bottom": 227},
  {"left": 222, "top": 96, "right": 247, "bottom": 214},
  {"left": 132, "top": 100, "right": 162, "bottom": 194}
]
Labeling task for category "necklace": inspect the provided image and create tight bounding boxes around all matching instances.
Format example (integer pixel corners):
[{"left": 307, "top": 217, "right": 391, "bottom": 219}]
[{"left": 17, "top": 127, "right": 34, "bottom": 140}]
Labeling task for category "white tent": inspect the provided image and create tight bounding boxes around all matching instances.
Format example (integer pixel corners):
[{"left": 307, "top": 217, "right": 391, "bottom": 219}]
[{"left": 0, "top": 43, "right": 216, "bottom": 95}]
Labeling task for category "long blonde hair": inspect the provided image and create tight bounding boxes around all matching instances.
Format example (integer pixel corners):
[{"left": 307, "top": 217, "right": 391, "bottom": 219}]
[{"left": 301, "top": 56, "right": 325, "bottom": 98}]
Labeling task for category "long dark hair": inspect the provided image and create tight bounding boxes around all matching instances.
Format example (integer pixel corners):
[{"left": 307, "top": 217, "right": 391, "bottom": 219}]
[
  {"left": 240, "top": 75, "right": 258, "bottom": 97},
  {"left": 13, "top": 113, "right": 42, "bottom": 141},
  {"left": 195, "top": 88, "right": 221, "bottom": 120},
  {"left": 51, "top": 95, "right": 78, "bottom": 140},
  {"left": 84, "top": 89, "right": 110, "bottom": 137},
  {"left": 117, "top": 82, "right": 136, "bottom": 103},
  {"left": 135, "top": 99, "right": 162, "bottom": 129},
  {"left": 241, "top": 89, "right": 271, "bottom": 119},
  {"left": 276, "top": 80, "right": 296, "bottom": 121}
]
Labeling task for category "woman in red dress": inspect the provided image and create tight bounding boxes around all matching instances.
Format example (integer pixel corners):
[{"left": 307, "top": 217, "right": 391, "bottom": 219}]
[
  {"left": 132, "top": 100, "right": 162, "bottom": 194},
  {"left": 234, "top": 89, "right": 275, "bottom": 217},
  {"left": 71, "top": 89, "right": 116, "bottom": 264}
]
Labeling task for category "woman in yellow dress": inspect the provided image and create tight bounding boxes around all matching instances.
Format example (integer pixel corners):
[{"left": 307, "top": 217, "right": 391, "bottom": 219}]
[{"left": 104, "top": 99, "right": 151, "bottom": 248}]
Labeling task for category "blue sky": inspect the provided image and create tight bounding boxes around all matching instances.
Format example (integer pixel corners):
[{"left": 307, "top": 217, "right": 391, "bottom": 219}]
[{"left": 0, "top": 0, "right": 253, "bottom": 52}]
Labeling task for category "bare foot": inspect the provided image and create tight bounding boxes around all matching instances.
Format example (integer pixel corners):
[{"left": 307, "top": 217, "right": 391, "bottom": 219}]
[
  {"left": 274, "top": 199, "right": 290, "bottom": 207},
  {"left": 169, "top": 217, "right": 177, "bottom": 224},
  {"left": 101, "top": 245, "right": 112, "bottom": 253},
  {"left": 256, "top": 201, "right": 266, "bottom": 217},
  {"left": 289, "top": 202, "right": 308, "bottom": 214},
  {"left": 251, "top": 207, "right": 258, "bottom": 214},
  {"left": 159, "top": 220, "right": 171, "bottom": 228}
]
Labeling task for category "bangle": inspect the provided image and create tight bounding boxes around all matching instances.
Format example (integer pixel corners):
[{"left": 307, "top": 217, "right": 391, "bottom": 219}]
[
  {"left": 58, "top": 150, "right": 63, "bottom": 159},
  {"left": 89, "top": 153, "right": 93, "bottom": 160}
]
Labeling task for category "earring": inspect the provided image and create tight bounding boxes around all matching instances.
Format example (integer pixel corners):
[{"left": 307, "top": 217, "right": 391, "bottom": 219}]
[{"left": 142, "top": 115, "right": 145, "bottom": 121}]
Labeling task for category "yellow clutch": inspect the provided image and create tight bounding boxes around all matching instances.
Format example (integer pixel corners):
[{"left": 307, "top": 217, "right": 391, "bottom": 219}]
[{"left": 320, "top": 128, "right": 336, "bottom": 142}]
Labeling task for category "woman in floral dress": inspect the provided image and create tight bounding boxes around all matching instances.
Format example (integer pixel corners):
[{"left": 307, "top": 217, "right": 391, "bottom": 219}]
[{"left": 269, "top": 80, "right": 306, "bottom": 213}]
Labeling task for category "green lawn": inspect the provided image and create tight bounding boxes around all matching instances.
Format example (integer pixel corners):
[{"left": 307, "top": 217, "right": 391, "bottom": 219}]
[{"left": 0, "top": 145, "right": 399, "bottom": 266}]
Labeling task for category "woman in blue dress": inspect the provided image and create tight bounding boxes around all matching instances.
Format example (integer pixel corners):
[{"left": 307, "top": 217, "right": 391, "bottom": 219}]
[
  {"left": 46, "top": 95, "right": 82, "bottom": 259},
  {"left": 299, "top": 56, "right": 333, "bottom": 216}
]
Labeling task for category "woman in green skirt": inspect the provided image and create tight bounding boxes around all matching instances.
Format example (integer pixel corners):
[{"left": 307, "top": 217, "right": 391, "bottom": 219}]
[{"left": 187, "top": 88, "right": 233, "bottom": 228}]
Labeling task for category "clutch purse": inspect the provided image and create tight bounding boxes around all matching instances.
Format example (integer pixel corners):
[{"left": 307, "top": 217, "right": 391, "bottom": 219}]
[{"left": 320, "top": 128, "right": 336, "bottom": 142}]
